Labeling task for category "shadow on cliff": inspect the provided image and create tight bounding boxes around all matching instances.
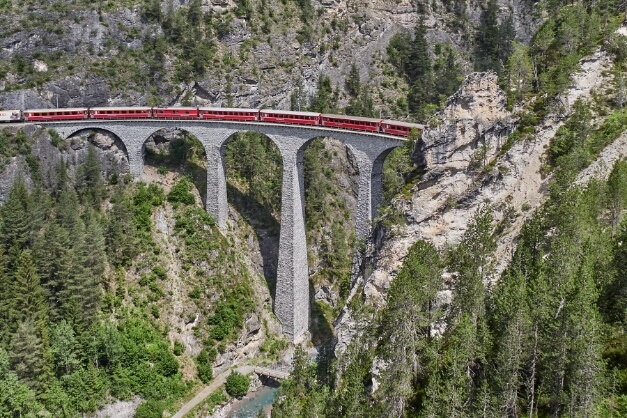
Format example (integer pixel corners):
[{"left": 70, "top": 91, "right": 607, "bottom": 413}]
[{"left": 226, "top": 182, "right": 280, "bottom": 301}]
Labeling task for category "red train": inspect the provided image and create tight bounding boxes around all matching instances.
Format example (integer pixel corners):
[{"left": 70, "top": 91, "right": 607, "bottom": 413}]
[{"left": 9, "top": 107, "right": 424, "bottom": 138}]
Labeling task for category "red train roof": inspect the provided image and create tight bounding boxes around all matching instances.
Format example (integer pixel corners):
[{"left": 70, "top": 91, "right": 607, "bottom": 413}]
[
  {"left": 322, "top": 113, "right": 382, "bottom": 123},
  {"left": 261, "top": 109, "right": 320, "bottom": 117},
  {"left": 25, "top": 108, "right": 88, "bottom": 112},
  {"left": 91, "top": 107, "right": 152, "bottom": 111},
  {"left": 199, "top": 107, "right": 259, "bottom": 112},
  {"left": 382, "top": 119, "right": 424, "bottom": 129}
]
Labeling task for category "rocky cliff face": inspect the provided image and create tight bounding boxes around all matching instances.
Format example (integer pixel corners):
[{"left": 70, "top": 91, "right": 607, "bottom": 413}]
[
  {"left": 414, "top": 72, "right": 514, "bottom": 171},
  {"left": 334, "top": 48, "right": 616, "bottom": 354},
  {"left": 0, "top": 127, "right": 129, "bottom": 204},
  {"left": 0, "top": 0, "right": 536, "bottom": 112}
]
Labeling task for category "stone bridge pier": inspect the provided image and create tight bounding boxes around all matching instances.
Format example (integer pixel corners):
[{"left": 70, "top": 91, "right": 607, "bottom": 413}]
[{"left": 47, "top": 121, "right": 403, "bottom": 340}]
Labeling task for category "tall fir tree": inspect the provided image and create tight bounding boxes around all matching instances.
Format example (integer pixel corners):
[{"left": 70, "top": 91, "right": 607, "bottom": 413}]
[
  {"left": 376, "top": 240, "right": 443, "bottom": 416},
  {"left": 0, "top": 247, "right": 9, "bottom": 341},
  {"left": 9, "top": 318, "right": 46, "bottom": 392},
  {"left": 106, "top": 188, "right": 137, "bottom": 267},
  {"left": 34, "top": 222, "right": 73, "bottom": 321},
  {"left": 1, "top": 177, "right": 31, "bottom": 268},
  {"left": 475, "top": 0, "right": 501, "bottom": 72},
  {"left": 12, "top": 250, "right": 47, "bottom": 328},
  {"left": 76, "top": 145, "right": 103, "bottom": 208},
  {"left": 346, "top": 63, "right": 361, "bottom": 97}
]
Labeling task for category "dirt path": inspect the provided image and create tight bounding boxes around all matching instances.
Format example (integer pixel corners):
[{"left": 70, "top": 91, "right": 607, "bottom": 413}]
[{"left": 172, "top": 365, "right": 256, "bottom": 418}]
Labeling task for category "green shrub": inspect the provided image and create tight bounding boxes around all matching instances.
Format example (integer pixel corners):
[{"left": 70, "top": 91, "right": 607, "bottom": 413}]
[
  {"left": 135, "top": 399, "right": 164, "bottom": 418},
  {"left": 225, "top": 371, "right": 250, "bottom": 397},
  {"left": 167, "top": 178, "right": 195, "bottom": 205},
  {"left": 189, "top": 286, "right": 201, "bottom": 299},
  {"left": 157, "top": 165, "right": 167, "bottom": 175},
  {"left": 173, "top": 340, "right": 185, "bottom": 356},
  {"left": 155, "top": 348, "right": 179, "bottom": 377},
  {"left": 48, "top": 128, "right": 62, "bottom": 148},
  {"left": 196, "top": 349, "right": 213, "bottom": 384},
  {"left": 152, "top": 266, "right": 167, "bottom": 280},
  {"left": 208, "top": 301, "right": 243, "bottom": 341}
]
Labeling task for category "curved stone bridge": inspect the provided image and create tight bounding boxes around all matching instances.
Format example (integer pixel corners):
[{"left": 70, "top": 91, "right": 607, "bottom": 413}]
[{"left": 35, "top": 120, "right": 405, "bottom": 341}]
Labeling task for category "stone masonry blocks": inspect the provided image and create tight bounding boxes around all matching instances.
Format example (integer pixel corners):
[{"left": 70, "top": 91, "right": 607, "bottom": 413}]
[{"left": 43, "top": 120, "right": 403, "bottom": 341}]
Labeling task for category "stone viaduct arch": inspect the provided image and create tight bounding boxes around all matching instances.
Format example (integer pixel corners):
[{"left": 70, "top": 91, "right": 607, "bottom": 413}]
[{"left": 46, "top": 120, "right": 404, "bottom": 340}]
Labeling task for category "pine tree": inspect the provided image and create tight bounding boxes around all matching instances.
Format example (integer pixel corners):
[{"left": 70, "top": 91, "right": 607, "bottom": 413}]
[
  {"left": 50, "top": 320, "right": 80, "bottom": 376},
  {"left": 563, "top": 251, "right": 604, "bottom": 416},
  {"left": 9, "top": 318, "right": 46, "bottom": 392},
  {"left": 34, "top": 222, "right": 73, "bottom": 321},
  {"left": 1, "top": 177, "right": 31, "bottom": 266},
  {"left": 0, "top": 247, "right": 10, "bottom": 342},
  {"left": 434, "top": 46, "right": 462, "bottom": 99},
  {"left": 498, "top": 14, "right": 516, "bottom": 65},
  {"left": 424, "top": 206, "right": 495, "bottom": 416},
  {"left": 607, "top": 159, "right": 627, "bottom": 235},
  {"left": 376, "top": 240, "right": 443, "bottom": 416},
  {"left": 12, "top": 250, "right": 46, "bottom": 327},
  {"left": 488, "top": 247, "right": 534, "bottom": 416},
  {"left": 77, "top": 145, "right": 103, "bottom": 207},
  {"left": 310, "top": 75, "right": 339, "bottom": 113},
  {"left": 52, "top": 159, "right": 69, "bottom": 199},
  {"left": 475, "top": 0, "right": 501, "bottom": 72},
  {"left": 505, "top": 42, "right": 534, "bottom": 100},
  {"left": 28, "top": 186, "right": 49, "bottom": 239},
  {"left": 449, "top": 205, "right": 495, "bottom": 322},
  {"left": 72, "top": 214, "right": 106, "bottom": 325},
  {"left": 346, "top": 63, "right": 361, "bottom": 97},
  {"left": 56, "top": 188, "right": 80, "bottom": 232},
  {"left": 406, "top": 20, "right": 434, "bottom": 118},
  {"left": 106, "top": 188, "right": 137, "bottom": 267}
]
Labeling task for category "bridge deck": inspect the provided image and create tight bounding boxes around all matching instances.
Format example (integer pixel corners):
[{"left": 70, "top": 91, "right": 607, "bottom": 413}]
[
  {"left": 253, "top": 366, "right": 290, "bottom": 380},
  {"left": 29, "top": 118, "right": 409, "bottom": 141}
]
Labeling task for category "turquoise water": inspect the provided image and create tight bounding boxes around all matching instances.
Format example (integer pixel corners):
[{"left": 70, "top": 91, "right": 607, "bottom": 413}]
[{"left": 228, "top": 386, "right": 278, "bottom": 418}]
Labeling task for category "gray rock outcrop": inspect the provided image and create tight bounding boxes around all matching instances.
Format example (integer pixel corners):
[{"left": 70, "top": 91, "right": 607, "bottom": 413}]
[{"left": 335, "top": 49, "right": 616, "bottom": 355}]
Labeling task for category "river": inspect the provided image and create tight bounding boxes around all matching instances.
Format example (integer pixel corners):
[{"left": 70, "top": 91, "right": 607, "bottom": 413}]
[{"left": 227, "top": 385, "right": 278, "bottom": 417}]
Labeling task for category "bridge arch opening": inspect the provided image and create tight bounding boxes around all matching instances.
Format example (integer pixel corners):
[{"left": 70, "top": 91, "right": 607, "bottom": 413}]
[
  {"left": 141, "top": 128, "right": 208, "bottom": 205},
  {"left": 222, "top": 130, "right": 284, "bottom": 304},
  {"left": 299, "top": 136, "right": 359, "bottom": 345},
  {"left": 65, "top": 128, "right": 131, "bottom": 185},
  {"left": 379, "top": 136, "right": 418, "bottom": 211}
]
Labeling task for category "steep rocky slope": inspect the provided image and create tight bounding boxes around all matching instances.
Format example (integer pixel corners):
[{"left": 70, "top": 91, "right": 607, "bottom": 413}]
[
  {"left": 0, "top": 0, "right": 533, "bottom": 114},
  {"left": 335, "top": 45, "right": 618, "bottom": 353}
]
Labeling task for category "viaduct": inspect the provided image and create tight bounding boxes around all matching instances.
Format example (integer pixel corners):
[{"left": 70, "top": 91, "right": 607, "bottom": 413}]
[{"left": 39, "top": 120, "right": 405, "bottom": 341}]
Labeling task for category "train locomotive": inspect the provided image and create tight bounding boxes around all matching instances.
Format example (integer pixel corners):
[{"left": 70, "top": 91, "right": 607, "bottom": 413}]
[{"left": 1, "top": 107, "right": 423, "bottom": 138}]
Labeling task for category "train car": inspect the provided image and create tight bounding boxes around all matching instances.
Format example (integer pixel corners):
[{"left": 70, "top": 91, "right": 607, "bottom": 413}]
[
  {"left": 199, "top": 107, "right": 259, "bottom": 121},
  {"left": 153, "top": 107, "right": 199, "bottom": 119},
  {"left": 321, "top": 114, "right": 381, "bottom": 132},
  {"left": 380, "top": 120, "right": 424, "bottom": 137},
  {"left": 0, "top": 110, "right": 21, "bottom": 122},
  {"left": 259, "top": 110, "right": 320, "bottom": 125},
  {"left": 90, "top": 107, "right": 153, "bottom": 119},
  {"left": 24, "top": 108, "right": 89, "bottom": 121}
]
